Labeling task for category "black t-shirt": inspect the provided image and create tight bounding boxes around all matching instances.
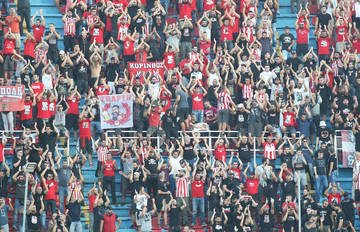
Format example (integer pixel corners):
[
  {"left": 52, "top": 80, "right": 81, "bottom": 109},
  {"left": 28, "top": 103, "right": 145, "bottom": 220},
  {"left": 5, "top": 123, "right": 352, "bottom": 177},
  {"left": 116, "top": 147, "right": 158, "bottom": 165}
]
[
  {"left": 39, "top": 131, "right": 57, "bottom": 151},
  {"left": 341, "top": 197, "right": 355, "bottom": 218},
  {"left": 279, "top": 33, "right": 295, "bottom": 51},
  {"left": 315, "top": 157, "right": 327, "bottom": 175},
  {"left": 282, "top": 180, "right": 296, "bottom": 197},
  {"left": 318, "top": 205, "right": 332, "bottom": 225},
  {"left": 181, "top": 26, "right": 192, "bottom": 42},
  {"left": 169, "top": 207, "right": 182, "bottom": 226},
  {"left": 183, "top": 141, "right": 195, "bottom": 160},
  {"left": 236, "top": 111, "right": 248, "bottom": 125},
  {"left": 67, "top": 201, "right": 81, "bottom": 222},
  {"left": 93, "top": 205, "right": 106, "bottom": 224},
  {"left": 281, "top": 152, "right": 294, "bottom": 170},
  {"left": 238, "top": 142, "right": 251, "bottom": 163},
  {"left": 260, "top": 212, "right": 274, "bottom": 230},
  {"left": 328, "top": 154, "right": 337, "bottom": 172},
  {"left": 162, "top": 114, "right": 176, "bottom": 129},
  {"left": 28, "top": 211, "right": 42, "bottom": 230},
  {"left": 317, "top": 13, "right": 332, "bottom": 28},
  {"left": 223, "top": 177, "right": 241, "bottom": 193},
  {"left": 317, "top": 84, "right": 331, "bottom": 102},
  {"left": 317, "top": 127, "right": 332, "bottom": 142},
  {"left": 284, "top": 212, "right": 297, "bottom": 231},
  {"left": 268, "top": 109, "right": 280, "bottom": 126},
  {"left": 144, "top": 156, "right": 158, "bottom": 174},
  {"left": 286, "top": 57, "right": 302, "bottom": 72},
  {"left": 335, "top": 211, "right": 345, "bottom": 229}
]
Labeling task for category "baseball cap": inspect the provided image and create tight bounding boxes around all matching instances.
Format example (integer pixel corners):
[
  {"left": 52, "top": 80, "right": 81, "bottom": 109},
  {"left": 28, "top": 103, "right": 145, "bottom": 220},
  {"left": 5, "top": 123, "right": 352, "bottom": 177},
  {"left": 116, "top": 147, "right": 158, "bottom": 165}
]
[
  {"left": 237, "top": 103, "right": 244, "bottom": 108},
  {"left": 284, "top": 26, "right": 290, "bottom": 29},
  {"left": 319, "top": 121, "right": 326, "bottom": 127},
  {"left": 59, "top": 50, "right": 65, "bottom": 55}
]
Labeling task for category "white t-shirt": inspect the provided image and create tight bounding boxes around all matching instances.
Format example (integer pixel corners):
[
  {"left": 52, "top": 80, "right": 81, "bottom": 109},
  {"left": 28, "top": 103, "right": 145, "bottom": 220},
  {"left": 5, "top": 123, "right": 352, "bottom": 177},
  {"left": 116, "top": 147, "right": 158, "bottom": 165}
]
[
  {"left": 169, "top": 156, "right": 182, "bottom": 176},
  {"left": 42, "top": 73, "right": 53, "bottom": 89}
]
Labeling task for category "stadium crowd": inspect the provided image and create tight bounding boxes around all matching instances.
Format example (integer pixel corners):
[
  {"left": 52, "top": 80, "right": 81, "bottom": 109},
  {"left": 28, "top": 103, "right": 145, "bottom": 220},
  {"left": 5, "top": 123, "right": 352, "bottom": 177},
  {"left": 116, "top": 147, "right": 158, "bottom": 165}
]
[{"left": 0, "top": 0, "right": 360, "bottom": 231}]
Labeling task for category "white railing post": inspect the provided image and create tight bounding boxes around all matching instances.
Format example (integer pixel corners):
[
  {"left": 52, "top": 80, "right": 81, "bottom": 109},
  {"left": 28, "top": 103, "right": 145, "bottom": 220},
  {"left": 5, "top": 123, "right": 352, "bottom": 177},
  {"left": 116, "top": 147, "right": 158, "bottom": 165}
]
[
  {"left": 253, "top": 136, "right": 256, "bottom": 167},
  {"left": 298, "top": 175, "right": 301, "bottom": 232}
]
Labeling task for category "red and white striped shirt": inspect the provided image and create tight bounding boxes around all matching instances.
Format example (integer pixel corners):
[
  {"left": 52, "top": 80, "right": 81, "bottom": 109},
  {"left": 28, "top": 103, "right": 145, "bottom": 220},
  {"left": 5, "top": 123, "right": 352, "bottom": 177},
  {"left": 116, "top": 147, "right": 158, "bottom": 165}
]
[
  {"left": 97, "top": 146, "right": 109, "bottom": 162},
  {"left": 69, "top": 181, "right": 81, "bottom": 200},
  {"left": 218, "top": 91, "right": 232, "bottom": 110},
  {"left": 86, "top": 15, "right": 97, "bottom": 25},
  {"left": 242, "top": 84, "right": 253, "bottom": 99},
  {"left": 355, "top": 172, "right": 360, "bottom": 190},
  {"left": 137, "top": 147, "right": 149, "bottom": 165},
  {"left": 176, "top": 177, "right": 189, "bottom": 198},
  {"left": 64, "top": 17, "right": 76, "bottom": 36},
  {"left": 263, "top": 142, "right": 277, "bottom": 160}
]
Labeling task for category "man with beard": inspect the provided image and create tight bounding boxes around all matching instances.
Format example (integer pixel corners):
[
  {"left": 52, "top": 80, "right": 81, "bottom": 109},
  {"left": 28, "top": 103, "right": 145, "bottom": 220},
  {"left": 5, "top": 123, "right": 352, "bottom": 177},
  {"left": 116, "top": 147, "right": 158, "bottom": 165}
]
[
  {"left": 100, "top": 206, "right": 122, "bottom": 232},
  {"left": 162, "top": 108, "right": 178, "bottom": 139},
  {"left": 111, "top": 105, "right": 120, "bottom": 121}
]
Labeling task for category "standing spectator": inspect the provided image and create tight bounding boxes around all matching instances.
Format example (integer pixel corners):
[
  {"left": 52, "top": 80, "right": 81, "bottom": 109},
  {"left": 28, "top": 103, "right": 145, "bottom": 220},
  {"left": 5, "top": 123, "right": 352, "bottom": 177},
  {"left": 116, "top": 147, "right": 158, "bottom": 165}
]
[
  {"left": 41, "top": 165, "right": 59, "bottom": 215},
  {"left": 57, "top": 157, "right": 73, "bottom": 213},
  {"left": 314, "top": 150, "right": 328, "bottom": 201},
  {"left": 31, "top": 10, "right": 45, "bottom": 43},
  {"left": 62, "top": 10, "right": 80, "bottom": 52},
  {"left": 79, "top": 106, "right": 95, "bottom": 166},
  {"left": 166, "top": 198, "right": 187, "bottom": 232},
  {"left": 12, "top": 169, "right": 26, "bottom": 230},
  {"left": 102, "top": 153, "right": 118, "bottom": 206},
  {"left": 100, "top": 206, "right": 122, "bottom": 232},
  {"left": 66, "top": 191, "right": 84, "bottom": 232},
  {"left": 27, "top": 196, "right": 44, "bottom": 232},
  {"left": 295, "top": 17, "right": 310, "bottom": 57},
  {"left": 279, "top": 26, "right": 295, "bottom": 60},
  {"left": 138, "top": 198, "right": 157, "bottom": 232},
  {"left": 0, "top": 197, "right": 13, "bottom": 232},
  {"left": 191, "top": 171, "right": 205, "bottom": 226},
  {"left": 217, "top": 85, "right": 236, "bottom": 133},
  {"left": 175, "top": 168, "right": 190, "bottom": 226},
  {"left": 6, "top": 8, "right": 21, "bottom": 49}
]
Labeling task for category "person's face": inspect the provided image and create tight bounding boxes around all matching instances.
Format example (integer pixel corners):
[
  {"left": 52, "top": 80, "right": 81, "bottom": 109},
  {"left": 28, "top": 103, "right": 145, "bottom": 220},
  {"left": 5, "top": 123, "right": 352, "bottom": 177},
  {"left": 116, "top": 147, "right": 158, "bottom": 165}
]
[
  {"left": 45, "top": 126, "right": 51, "bottom": 133},
  {"left": 107, "top": 154, "right": 112, "bottom": 160},
  {"left": 47, "top": 174, "right": 53, "bottom": 180},
  {"left": 36, "top": 186, "right": 42, "bottom": 193}
]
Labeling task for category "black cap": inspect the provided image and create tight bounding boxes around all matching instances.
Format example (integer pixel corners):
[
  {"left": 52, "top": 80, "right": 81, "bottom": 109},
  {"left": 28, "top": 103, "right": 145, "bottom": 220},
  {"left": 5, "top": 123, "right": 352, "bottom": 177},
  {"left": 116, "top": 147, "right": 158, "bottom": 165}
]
[
  {"left": 284, "top": 26, "right": 290, "bottom": 29},
  {"left": 106, "top": 206, "right": 113, "bottom": 210}
]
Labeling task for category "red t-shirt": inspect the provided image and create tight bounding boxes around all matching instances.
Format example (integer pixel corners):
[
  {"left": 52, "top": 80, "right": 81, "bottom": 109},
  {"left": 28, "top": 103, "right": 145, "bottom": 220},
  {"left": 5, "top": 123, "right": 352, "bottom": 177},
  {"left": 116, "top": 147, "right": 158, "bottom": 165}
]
[
  {"left": 328, "top": 193, "right": 341, "bottom": 204},
  {"left": 203, "top": 0, "right": 216, "bottom": 11},
  {"left": 3, "top": 39, "right": 15, "bottom": 54},
  {"left": 23, "top": 39, "right": 36, "bottom": 57},
  {"left": 67, "top": 96, "right": 79, "bottom": 115},
  {"left": 246, "top": 178, "right": 259, "bottom": 195},
  {"left": 45, "top": 180, "right": 57, "bottom": 200},
  {"left": 31, "top": 82, "right": 44, "bottom": 97},
  {"left": 0, "top": 143, "right": 3, "bottom": 162},
  {"left": 88, "top": 194, "right": 96, "bottom": 212},
  {"left": 149, "top": 108, "right": 161, "bottom": 127},
  {"left": 90, "top": 27, "right": 104, "bottom": 44},
  {"left": 95, "top": 85, "right": 110, "bottom": 96},
  {"left": 230, "top": 167, "right": 242, "bottom": 181},
  {"left": 179, "top": 1, "right": 192, "bottom": 20},
  {"left": 296, "top": 27, "right": 309, "bottom": 44},
  {"left": 336, "top": 25, "right": 348, "bottom": 42},
  {"left": 192, "top": 93, "right": 204, "bottom": 110},
  {"left": 102, "top": 160, "right": 115, "bottom": 176},
  {"left": 123, "top": 37, "right": 134, "bottom": 55},
  {"left": 79, "top": 118, "right": 92, "bottom": 138},
  {"left": 352, "top": 37, "right": 360, "bottom": 54},
  {"left": 283, "top": 112, "right": 296, "bottom": 127},
  {"left": 21, "top": 100, "right": 33, "bottom": 120},
  {"left": 49, "top": 100, "right": 56, "bottom": 117},
  {"left": 221, "top": 25, "right": 233, "bottom": 41},
  {"left": 318, "top": 37, "right": 330, "bottom": 55},
  {"left": 164, "top": 52, "right": 175, "bottom": 69},
  {"left": 32, "top": 25, "right": 45, "bottom": 42},
  {"left": 214, "top": 145, "right": 226, "bottom": 161},
  {"left": 191, "top": 180, "right": 205, "bottom": 198},
  {"left": 37, "top": 99, "right": 50, "bottom": 119}
]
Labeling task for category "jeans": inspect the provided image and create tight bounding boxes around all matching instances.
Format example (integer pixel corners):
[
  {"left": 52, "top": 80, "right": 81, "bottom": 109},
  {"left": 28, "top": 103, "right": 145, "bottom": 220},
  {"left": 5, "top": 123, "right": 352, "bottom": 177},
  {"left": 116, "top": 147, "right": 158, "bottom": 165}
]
[
  {"left": 282, "top": 50, "right": 290, "bottom": 60},
  {"left": 296, "top": 171, "right": 307, "bottom": 189},
  {"left": 192, "top": 110, "right": 204, "bottom": 123},
  {"left": 45, "top": 199, "right": 57, "bottom": 214},
  {"left": 18, "top": 7, "right": 31, "bottom": 35},
  {"left": 192, "top": 197, "right": 205, "bottom": 225},
  {"left": 315, "top": 174, "right": 328, "bottom": 201},
  {"left": 169, "top": 175, "right": 176, "bottom": 195},
  {"left": 13, "top": 198, "right": 23, "bottom": 228},
  {"left": 0, "top": 224, "right": 9, "bottom": 232},
  {"left": 180, "top": 41, "right": 192, "bottom": 59},
  {"left": 89, "top": 212, "right": 94, "bottom": 232},
  {"left": 70, "top": 221, "right": 82, "bottom": 232},
  {"left": 103, "top": 176, "right": 117, "bottom": 204},
  {"left": 1, "top": 112, "right": 13, "bottom": 134},
  {"left": 329, "top": 170, "right": 338, "bottom": 183},
  {"left": 59, "top": 186, "right": 69, "bottom": 213}
]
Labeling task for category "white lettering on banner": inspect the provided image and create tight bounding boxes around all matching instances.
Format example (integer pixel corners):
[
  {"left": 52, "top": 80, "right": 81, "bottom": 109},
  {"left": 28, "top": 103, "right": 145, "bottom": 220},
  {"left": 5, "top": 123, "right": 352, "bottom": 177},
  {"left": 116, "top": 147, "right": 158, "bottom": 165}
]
[
  {"left": 129, "top": 62, "right": 164, "bottom": 69},
  {"left": 0, "top": 86, "right": 23, "bottom": 98}
]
